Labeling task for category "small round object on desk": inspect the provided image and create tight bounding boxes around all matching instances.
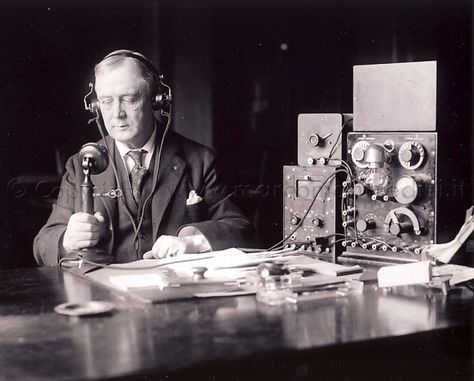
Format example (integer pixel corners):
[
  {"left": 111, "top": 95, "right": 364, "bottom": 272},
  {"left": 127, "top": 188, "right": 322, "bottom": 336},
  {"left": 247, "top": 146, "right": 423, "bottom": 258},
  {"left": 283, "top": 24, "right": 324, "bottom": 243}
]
[
  {"left": 191, "top": 266, "right": 208, "bottom": 280},
  {"left": 54, "top": 301, "right": 114, "bottom": 317},
  {"left": 257, "top": 261, "right": 289, "bottom": 278}
]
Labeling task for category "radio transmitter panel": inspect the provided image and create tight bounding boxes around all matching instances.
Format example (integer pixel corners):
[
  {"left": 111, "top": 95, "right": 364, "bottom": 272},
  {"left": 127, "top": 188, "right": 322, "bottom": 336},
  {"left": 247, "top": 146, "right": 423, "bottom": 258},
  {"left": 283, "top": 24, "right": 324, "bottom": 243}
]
[
  {"left": 283, "top": 165, "right": 337, "bottom": 261},
  {"left": 284, "top": 62, "right": 438, "bottom": 266},
  {"left": 339, "top": 132, "right": 437, "bottom": 265}
]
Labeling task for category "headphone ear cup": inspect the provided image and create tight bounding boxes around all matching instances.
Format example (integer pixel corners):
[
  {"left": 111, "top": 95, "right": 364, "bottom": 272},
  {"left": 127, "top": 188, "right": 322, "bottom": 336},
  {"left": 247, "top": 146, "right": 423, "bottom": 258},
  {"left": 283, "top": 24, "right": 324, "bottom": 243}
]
[
  {"left": 151, "top": 73, "right": 172, "bottom": 111},
  {"left": 84, "top": 82, "right": 102, "bottom": 116},
  {"left": 152, "top": 91, "right": 171, "bottom": 111},
  {"left": 90, "top": 99, "right": 101, "bottom": 114},
  {"left": 151, "top": 94, "right": 161, "bottom": 110}
]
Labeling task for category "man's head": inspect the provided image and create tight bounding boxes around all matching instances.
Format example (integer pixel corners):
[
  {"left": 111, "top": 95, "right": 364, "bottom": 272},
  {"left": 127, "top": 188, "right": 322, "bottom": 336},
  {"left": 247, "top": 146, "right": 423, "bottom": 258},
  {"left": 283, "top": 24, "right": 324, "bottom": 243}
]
[{"left": 94, "top": 51, "right": 157, "bottom": 148}]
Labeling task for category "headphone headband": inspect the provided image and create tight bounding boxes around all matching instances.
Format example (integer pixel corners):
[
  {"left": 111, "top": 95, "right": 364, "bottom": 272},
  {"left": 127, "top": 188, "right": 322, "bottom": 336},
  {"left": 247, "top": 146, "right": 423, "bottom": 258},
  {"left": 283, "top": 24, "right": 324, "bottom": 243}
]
[
  {"left": 84, "top": 49, "right": 172, "bottom": 114},
  {"left": 102, "top": 50, "right": 161, "bottom": 78}
]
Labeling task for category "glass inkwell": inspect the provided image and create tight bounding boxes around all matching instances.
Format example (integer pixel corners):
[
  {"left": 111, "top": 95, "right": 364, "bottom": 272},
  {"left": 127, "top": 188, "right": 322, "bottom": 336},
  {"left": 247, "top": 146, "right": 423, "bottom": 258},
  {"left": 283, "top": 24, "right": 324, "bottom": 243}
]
[{"left": 255, "top": 261, "right": 302, "bottom": 306}]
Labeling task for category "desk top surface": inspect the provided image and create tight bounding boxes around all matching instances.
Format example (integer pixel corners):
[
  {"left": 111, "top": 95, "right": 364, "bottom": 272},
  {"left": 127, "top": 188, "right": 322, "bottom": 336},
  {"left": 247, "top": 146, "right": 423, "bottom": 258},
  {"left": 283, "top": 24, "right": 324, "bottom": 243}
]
[{"left": 0, "top": 266, "right": 472, "bottom": 381}]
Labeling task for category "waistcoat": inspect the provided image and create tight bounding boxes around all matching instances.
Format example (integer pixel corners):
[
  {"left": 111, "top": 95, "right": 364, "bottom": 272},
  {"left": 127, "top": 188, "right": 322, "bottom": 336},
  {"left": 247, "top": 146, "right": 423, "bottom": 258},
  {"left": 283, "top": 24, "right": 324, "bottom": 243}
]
[{"left": 113, "top": 148, "right": 156, "bottom": 263}]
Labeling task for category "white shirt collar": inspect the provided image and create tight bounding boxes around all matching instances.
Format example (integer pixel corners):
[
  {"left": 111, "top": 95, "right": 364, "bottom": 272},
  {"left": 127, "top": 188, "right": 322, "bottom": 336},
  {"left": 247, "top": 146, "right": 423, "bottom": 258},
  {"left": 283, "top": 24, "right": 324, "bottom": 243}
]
[{"left": 115, "top": 126, "right": 157, "bottom": 171}]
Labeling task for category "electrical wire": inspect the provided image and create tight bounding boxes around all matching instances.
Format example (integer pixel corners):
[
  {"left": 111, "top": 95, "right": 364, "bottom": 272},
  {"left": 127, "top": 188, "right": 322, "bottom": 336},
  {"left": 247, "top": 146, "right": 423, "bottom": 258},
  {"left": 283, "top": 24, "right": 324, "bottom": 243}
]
[
  {"left": 59, "top": 245, "right": 304, "bottom": 271},
  {"left": 59, "top": 254, "right": 207, "bottom": 270},
  {"left": 92, "top": 113, "right": 139, "bottom": 240},
  {"left": 134, "top": 105, "right": 173, "bottom": 248},
  {"left": 346, "top": 229, "right": 407, "bottom": 252},
  {"left": 91, "top": 102, "right": 172, "bottom": 259},
  {"left": 328, "top": 117, "right": 352, "bottom": 160},
  {"left": 340, "top": 159, "right": 355, "bottom": 182}
]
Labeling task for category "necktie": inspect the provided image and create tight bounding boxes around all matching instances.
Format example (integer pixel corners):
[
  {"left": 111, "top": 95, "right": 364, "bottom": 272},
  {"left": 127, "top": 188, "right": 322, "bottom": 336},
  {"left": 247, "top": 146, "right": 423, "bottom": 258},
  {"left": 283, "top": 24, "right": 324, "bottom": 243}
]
[{"left": 127, "top": 149, "right": 148, "bottom": 203}]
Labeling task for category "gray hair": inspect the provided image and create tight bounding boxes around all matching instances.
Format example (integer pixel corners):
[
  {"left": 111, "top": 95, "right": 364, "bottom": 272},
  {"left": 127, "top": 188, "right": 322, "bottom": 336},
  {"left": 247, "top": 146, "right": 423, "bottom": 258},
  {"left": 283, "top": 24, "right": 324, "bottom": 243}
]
[{"left": 94, "top": 51, "right": 156, "bottom": 96}]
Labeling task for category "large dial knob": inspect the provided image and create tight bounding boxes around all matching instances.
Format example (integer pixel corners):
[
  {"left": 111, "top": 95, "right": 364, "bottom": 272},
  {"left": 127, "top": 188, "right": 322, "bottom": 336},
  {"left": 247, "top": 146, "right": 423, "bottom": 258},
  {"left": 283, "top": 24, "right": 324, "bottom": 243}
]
[
  {"left": 350, "top": 141, "right": 370, "bottom": 168},
  {"left": 356, "top": 219, "right": 376, "bottom": 232},
  {"left": 384, "top": 207, "right": 422, "bottom": 236},
  {"left": 308, "top": 133, "right": 322, "bottom": 147},
  {"left": 398, "top": 141, "right": 425, "bottom": 169}
]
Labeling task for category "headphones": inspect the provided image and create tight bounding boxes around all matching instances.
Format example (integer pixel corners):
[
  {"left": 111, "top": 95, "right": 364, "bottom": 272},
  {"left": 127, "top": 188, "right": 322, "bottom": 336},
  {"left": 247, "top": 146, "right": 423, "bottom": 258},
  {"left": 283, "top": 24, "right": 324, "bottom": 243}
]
[{"left": 83, "top": 49, "right": 172, "bottom": 115}]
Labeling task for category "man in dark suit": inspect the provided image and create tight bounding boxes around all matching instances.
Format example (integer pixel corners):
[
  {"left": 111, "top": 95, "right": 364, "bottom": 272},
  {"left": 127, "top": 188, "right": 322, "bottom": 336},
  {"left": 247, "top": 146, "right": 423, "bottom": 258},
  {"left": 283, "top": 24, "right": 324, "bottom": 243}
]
[{"left": 33, "top": 50, "right": 251, "bottom": 266}]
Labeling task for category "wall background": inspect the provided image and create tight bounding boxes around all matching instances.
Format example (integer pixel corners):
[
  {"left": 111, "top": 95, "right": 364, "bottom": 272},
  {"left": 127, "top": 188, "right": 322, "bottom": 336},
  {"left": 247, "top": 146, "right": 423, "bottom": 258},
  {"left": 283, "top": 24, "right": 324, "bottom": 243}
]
[{"left": 1, "top": 0, "right": 472, "bottom": 267}]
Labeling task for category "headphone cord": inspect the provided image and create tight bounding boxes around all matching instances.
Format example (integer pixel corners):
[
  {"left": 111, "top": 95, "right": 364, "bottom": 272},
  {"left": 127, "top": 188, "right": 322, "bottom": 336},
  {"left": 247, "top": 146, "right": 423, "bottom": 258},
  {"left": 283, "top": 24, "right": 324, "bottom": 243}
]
[
  {"left": 91, "top": 107, "right": 173, "bottom": 258},
  {"left": 133, "top": 105, "right": 173, "bottom": 253},
  {"left": 92, "top": 113, "right": 139, "bottom": 241}
]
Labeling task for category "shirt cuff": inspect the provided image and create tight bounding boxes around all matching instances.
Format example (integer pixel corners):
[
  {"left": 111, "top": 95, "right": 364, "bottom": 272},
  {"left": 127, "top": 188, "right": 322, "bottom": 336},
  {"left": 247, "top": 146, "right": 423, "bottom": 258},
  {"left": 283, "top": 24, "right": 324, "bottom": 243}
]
[{"left": 178, "top": 227, "right": 212, "bottom": 253}]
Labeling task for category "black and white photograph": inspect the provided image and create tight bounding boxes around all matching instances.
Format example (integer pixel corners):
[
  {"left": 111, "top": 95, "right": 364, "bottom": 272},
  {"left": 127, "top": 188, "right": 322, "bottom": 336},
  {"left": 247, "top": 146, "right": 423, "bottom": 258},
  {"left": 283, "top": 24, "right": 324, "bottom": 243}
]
[{"left": 1, "top": 0, "right": 473, "bottom": 380}]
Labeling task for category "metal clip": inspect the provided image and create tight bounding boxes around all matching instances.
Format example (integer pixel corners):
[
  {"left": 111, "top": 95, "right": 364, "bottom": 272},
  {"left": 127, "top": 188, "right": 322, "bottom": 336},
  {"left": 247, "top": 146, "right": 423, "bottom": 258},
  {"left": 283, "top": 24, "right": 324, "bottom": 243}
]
[{"left": 93, "top": 189, "right": 123, "bottom": 199}]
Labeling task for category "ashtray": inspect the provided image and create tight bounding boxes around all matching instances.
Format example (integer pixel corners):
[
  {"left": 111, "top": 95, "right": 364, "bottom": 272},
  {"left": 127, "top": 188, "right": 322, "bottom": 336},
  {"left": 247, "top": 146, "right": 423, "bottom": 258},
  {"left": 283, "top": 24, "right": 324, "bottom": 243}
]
[{"left": 54, "top": 301, "right": 114, "bottom": 317}]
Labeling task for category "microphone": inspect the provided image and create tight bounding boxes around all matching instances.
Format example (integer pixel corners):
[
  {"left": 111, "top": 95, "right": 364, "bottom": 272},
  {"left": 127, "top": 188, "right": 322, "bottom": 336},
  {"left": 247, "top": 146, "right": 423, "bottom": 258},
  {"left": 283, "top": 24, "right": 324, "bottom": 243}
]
[
  {"left": 79, "top": 143, "right": 109, "bottom": 214},
  {"left": 77, "top": 143, "right": 112, "bottom": 264}
]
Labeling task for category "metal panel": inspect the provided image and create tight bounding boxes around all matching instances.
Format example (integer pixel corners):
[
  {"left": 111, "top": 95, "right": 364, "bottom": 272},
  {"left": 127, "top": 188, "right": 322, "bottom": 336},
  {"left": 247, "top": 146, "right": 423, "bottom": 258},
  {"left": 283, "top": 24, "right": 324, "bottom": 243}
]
[
  {"left": 297, "top": 113, "right": 352, "bottom": 166},
  {"left": 353, "top": 61, "right": 436, "bottom": 131},
  {"left": 283, "top": 165, "right": 337, "bottom": 261},
  {"left": 339, "top": 132, "right": 437, "bottom": 265}
]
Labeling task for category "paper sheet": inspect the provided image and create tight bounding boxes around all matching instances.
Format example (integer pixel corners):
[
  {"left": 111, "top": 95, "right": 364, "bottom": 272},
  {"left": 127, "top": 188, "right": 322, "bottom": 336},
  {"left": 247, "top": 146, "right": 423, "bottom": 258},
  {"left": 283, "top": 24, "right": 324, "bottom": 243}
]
[{"left": 83, "top": 248, "right": 364, "bottom": 302}]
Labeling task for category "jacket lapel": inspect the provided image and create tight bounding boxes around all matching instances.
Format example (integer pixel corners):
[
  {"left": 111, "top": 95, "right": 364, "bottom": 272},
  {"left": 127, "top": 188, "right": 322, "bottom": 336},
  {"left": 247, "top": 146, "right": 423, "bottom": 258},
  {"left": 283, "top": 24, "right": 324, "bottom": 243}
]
[{"left": 151, "top": 132, "right": 186, "bottom": 240}]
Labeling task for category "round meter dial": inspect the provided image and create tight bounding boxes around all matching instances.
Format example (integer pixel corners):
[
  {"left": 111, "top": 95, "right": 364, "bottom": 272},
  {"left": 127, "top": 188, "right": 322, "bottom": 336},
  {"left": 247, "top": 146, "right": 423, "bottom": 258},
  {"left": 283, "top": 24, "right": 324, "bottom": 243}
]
[{"left": 393, "top": 176, "right": 419, "bottom": 204}]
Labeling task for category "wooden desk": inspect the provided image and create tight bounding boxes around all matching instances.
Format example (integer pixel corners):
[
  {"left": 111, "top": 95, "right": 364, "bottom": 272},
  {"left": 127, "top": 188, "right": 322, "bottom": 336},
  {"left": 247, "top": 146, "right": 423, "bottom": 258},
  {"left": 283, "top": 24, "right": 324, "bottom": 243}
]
[{"left": 0, "top": 267, "right": 472, "bottom": 381}]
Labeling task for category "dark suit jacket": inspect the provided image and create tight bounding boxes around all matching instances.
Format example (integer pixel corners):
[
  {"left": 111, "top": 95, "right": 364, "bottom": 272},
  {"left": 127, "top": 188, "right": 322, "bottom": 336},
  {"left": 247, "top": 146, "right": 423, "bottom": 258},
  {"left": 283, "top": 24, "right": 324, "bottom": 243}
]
[{"left": 33, "top": 130, "right": 251, "bottom": 266}]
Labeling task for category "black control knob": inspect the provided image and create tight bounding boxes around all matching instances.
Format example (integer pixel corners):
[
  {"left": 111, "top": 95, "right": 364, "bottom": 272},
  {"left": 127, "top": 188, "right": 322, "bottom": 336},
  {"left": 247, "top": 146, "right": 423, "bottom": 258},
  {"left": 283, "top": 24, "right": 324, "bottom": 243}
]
[
  {"left": 356, "top": 219, "right": 375, "bottom": 232},
  {"left": 389, "top": 221, "right": 413, "bottom": 236}
]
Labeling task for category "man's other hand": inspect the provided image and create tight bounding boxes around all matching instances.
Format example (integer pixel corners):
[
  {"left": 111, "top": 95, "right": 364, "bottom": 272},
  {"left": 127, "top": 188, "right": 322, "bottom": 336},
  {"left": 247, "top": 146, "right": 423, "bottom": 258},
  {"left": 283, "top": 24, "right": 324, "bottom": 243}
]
[
  {"left": 62, "top": 212, "right": 106, "bottom": 252},
  {"left": 143, "top": 234, "right": 210, "bottom": 259}
]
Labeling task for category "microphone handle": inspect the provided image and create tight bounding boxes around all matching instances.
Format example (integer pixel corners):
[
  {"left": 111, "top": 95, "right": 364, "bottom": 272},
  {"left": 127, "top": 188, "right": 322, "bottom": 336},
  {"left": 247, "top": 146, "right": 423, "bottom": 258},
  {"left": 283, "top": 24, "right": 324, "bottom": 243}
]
[{"left": 81, "top": 173, "right": 94, "bottom": 215}]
